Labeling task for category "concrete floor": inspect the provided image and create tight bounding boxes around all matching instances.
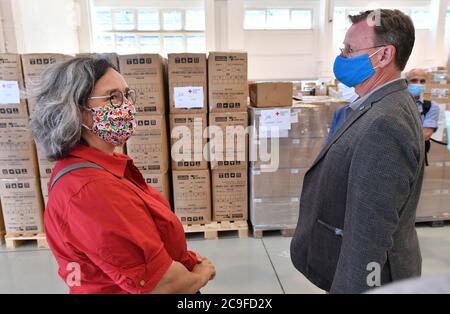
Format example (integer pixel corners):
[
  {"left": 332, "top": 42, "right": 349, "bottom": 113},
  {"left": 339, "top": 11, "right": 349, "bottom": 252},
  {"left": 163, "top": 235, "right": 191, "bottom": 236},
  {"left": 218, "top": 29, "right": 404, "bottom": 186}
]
[{"left": 0, "top": 223, "right": 449, "bottom": 294}]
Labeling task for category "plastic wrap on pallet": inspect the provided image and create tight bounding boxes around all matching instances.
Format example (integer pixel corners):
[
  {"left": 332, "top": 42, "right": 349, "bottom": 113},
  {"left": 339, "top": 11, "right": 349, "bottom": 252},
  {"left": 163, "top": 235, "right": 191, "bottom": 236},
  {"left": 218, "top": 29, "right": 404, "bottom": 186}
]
[
  {"left": 248, "top": 103, "right": 329, "bottom": 139},
  {"left": 250, "top": 197, "right": 300, "bottom": 229},
  {"left": 251, "top": 138, "right": 324, "bottom": 170}
]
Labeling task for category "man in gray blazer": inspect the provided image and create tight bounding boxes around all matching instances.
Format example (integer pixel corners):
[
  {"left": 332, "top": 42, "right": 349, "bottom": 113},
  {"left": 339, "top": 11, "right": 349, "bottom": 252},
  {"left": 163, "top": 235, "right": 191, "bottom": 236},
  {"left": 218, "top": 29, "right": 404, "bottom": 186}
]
[{"left": 291, "top": 9, "right": 424, "bottom": 294}]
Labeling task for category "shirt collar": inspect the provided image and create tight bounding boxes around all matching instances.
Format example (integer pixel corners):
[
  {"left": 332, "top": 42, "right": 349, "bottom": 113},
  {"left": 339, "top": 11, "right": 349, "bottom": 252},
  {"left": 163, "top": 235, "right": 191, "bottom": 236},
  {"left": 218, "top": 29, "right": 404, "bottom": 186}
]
[
  {"left": 68, "top": 144, "right": 131, "bottom": 178},
  {"left": 349, "top": 78, "right": 404, "bottom": 111}
]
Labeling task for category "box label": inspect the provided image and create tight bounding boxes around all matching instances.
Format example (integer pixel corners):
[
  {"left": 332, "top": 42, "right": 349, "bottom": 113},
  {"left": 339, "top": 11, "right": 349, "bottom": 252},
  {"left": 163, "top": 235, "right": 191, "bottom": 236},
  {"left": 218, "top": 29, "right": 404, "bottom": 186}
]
[
  {"left": 0, "top": 81, "right": 20, "bottom": 104},
  {"left": 174, "top": 86, "right": 204, "bottom": 109},
  {"left": 431, "top": 88, "right": 449, "bottom": 99}
]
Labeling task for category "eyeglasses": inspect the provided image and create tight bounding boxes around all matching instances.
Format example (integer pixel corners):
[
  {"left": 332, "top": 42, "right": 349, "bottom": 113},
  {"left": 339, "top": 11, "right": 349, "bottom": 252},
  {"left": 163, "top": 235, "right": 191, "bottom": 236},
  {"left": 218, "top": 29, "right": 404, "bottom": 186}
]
[
  {"left": 339, "top": 45, "right": 385, "bottom": 57},
  {"left": 89, "top": 89, "right": 136, "bottom": 107}
]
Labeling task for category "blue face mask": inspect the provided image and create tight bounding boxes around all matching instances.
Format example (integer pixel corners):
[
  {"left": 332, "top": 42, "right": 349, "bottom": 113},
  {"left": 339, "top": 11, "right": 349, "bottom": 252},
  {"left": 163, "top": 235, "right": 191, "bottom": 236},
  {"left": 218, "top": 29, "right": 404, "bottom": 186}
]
[
  {"left": 408, "top": 84, "right": 426, "bottom": 98},
  {"left": 333, "top": 48, "right": 383, "bottom": 88}
]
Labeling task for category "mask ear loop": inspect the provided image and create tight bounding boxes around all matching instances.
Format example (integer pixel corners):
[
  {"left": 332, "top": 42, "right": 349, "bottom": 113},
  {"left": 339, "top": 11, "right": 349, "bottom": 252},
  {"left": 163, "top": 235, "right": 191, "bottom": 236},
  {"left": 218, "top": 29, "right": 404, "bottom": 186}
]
[
  {"left": 81, "top": 106, "right": 95, "bottom": 132},
  {"left": 369, "top": 47, "right": 385, "bottom": 70}
]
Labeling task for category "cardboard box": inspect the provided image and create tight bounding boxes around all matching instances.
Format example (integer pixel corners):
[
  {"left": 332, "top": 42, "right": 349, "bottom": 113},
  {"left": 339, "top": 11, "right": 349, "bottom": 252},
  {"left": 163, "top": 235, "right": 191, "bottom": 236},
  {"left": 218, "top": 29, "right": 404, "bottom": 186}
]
[
  {"left": 212, "top": 168, "right": 248, "bottom": 222},
  {"left": 0, "top": 177, "right": 44, "bottom": 235},
  {"left": 209, "top": 112, "right": 248, "bottom": 169},
  {"left": 0, "top": 119, "right": 38, "bottom": 179},
  {"left": 21, "top": 54, "right": 73, "bottom": 114},
  {"left": 76, "top": 53, "right": 119, "bottom": 69},
  {"left": 208, "top": 52, "right": 248, "bottom": 112},
  {"left": 250, "top": 168, "right": 306, "bottom": 199},
  {"left": 118, "top": 54, "right": 166, "bottom": 114},
  {"left": 249, "top": 82, "right": 293, "bottom": 108},
  {"left": 40, "top": 177, "right": 49, "bottom": 206},
  {"left": 250, "top": 197, "right": 299, "bottom": 229},
  {"left": 424, "top": 84, "right": 450, "bottom": 104},
  {"left": 168, "top": 54, "right": 207, "bottom": 113},
  {"left": 143, "top": 172, "right": 170, "bottom": 202},
  {"left": 127, "top": 115, "right": 169, "bottom": 174},
  {"left": 170, "top": 113, "right": 208, "bottom": 170},
  {"left": 251, "top": 138, "right": 324, "bottom": 170},
  {"left": 0, "top": 54, "right": 28, "bottom": 118},
  {"left": 172, "top": 170, "right": 211, "bottom": 224},
  {"left": 36, "top": 145, "right": 55, "bottom": 178}
]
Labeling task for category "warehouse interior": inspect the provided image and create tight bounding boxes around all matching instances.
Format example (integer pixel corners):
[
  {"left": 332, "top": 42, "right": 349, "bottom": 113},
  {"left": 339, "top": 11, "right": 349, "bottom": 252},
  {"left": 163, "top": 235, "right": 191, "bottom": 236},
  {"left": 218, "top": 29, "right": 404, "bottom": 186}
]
[{"left": 0, "top": 0, "right": 450, "bottom": 294}]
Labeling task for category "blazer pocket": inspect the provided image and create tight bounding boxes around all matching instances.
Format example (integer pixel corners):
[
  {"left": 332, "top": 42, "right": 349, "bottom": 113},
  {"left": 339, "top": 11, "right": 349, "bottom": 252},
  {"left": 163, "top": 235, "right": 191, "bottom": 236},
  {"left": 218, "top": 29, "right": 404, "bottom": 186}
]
[{"left": 306, "top": 219, "right": 344, "bottom": 282}]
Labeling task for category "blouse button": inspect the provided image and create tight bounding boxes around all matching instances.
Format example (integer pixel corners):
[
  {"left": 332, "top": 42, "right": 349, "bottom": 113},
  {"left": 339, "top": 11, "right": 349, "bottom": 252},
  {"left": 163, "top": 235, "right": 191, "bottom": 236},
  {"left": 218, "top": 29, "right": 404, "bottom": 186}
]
[{"left": 139, "top": 280, "right": 146, "bottom": 287}]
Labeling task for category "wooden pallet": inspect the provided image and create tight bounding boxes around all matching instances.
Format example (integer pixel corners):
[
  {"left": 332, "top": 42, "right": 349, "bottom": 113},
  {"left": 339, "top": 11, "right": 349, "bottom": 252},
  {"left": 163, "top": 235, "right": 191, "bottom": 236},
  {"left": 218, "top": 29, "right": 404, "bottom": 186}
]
[
  {"left": 253, "top": 227, "right": 296, "bottom": 239},
  {"left": 4, "top": 233, "right": 49, "bottom": 250},
  {"left": 183, "top": 221, "right": 248, "bottom": 240}
]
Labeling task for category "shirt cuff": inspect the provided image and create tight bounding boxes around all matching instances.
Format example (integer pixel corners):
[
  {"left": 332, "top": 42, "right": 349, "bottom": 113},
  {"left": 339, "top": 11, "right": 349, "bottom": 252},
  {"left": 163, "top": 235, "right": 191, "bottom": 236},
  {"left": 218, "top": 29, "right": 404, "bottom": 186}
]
[
  {"left": 115, "top": 247, "right": 173, "bottom": 294},
  {"left": 183, "top": 251, "right": 200, "bottom": 272}
]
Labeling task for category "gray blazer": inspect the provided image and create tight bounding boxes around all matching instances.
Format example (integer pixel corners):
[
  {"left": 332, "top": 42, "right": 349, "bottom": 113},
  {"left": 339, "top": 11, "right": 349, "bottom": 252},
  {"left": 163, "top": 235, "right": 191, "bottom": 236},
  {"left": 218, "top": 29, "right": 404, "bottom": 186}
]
[{"left": 290, "top": 79, "right": 424, "bottom": 294}]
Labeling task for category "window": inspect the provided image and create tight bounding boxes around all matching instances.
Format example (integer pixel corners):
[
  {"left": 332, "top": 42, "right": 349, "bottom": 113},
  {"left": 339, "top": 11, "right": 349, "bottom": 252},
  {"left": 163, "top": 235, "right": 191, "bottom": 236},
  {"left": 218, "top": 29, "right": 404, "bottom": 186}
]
[
  {"left": 138, "top": 10, "right": 160, "bottom": 31},
  {"left": 91, "top": 7, "right": 206, "bottom": 55},
  {"left": 139, "top": 36, "right": 160, "bottom": 53},
  {"left": 291, "top": 10, "right": 312, "bottom": 29},
  {"left": 244, "top": 8, "right": 313, "bottom": 30},
  {"left": 113, "top": 10, "right": 135, "bottom": 31},
  {"left": 185, "top": 10, "right": 205, "bottom": 31},
  {"left": 410, "top": 8, "right": 431, "bottom": 29}
]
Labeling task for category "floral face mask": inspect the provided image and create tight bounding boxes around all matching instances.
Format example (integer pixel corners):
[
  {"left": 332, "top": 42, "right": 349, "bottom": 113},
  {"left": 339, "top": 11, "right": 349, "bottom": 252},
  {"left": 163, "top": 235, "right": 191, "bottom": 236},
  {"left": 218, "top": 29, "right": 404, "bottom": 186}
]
[{"left": 82, "top": 100, "right": 137, "bottom": 147}]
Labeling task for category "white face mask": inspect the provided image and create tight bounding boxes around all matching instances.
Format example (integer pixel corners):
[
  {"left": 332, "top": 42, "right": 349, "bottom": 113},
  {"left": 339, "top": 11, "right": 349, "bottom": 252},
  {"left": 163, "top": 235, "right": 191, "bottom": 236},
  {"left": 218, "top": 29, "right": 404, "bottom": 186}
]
[{"left": 338, "top": 83, "right": 359, "bottom": 103}]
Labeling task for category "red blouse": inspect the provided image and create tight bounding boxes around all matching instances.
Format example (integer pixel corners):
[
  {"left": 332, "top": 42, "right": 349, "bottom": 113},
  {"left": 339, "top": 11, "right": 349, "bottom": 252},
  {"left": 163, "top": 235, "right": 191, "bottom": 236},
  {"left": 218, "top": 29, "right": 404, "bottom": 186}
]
[{"left": 44, "top": 144, "right": 198, "bottom": 294}]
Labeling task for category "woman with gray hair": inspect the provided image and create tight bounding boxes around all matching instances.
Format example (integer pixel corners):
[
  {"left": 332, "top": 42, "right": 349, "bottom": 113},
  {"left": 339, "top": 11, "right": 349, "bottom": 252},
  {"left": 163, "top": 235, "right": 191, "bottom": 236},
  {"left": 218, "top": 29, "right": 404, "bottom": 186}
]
[{"left": 30, "top": 57, "right": 215, "bottom": 294}]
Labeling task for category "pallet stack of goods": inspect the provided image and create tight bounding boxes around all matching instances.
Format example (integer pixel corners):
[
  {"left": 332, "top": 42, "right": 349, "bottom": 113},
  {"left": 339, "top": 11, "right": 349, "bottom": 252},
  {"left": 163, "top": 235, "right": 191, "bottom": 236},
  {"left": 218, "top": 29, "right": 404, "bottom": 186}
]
[
  {"left": 208, "top": 52, "right": 249, "bottom": 230},
  {"left": 417, "top": 78, "right": 450, "bottom": 225},
  {"left": 168, "top": 53, "right": 211, "bottom": 226},
  {"left": 248, "top": 82, "right": 329, "bottom": 238},
  {"left": 0, "top": 53, "right": 68, "bottom": 249},
  {"left": 120, "top": 54, "right": 171, "bottom": 202}
]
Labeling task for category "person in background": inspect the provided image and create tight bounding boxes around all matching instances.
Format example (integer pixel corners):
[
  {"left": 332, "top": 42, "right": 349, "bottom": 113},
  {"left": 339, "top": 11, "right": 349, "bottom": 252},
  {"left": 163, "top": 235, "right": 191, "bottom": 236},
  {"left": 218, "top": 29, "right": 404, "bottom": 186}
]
[
  {"left": 406, "top": 69, "right": 440, "bottom": 165},
  {"left": 291, "top": 9, "right": 424, "bottom": 294},
  {"left": 30, "top": 57, "right": 216, "bottom": 294},
  {"left": 325, "top": 83, "right": 359, "bottom": 144}
]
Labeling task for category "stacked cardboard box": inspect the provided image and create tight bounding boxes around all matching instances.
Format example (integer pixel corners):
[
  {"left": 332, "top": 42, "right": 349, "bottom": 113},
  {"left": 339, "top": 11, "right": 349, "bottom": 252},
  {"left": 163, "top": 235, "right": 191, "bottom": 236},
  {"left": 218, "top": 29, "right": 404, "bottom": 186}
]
[
  {"left": 424, "top": 84, "right": 450, "bottom": 104},
  {"left": 119, "top": 54, "right": 170, "bottom": 202},
  {"left": 168, "top": 53, "right": 210, "bottom": 223},
  {"left": 249, "top": 102, "right": 328, "bottom": 230},
  {"left": 417, "top": 107, "right": 450, "bottom": 222},
  {"left": 249, "top": 82, "right": 293, "bottom": 108},
  {"left": 209, "top": 52, "right": 249, "bottom": 222},
  {"left": 0, "top": 54, "right": 46, "bottom": 235},
  {"left": 76, "top": 53, "right": 119, "bottom": 70}
]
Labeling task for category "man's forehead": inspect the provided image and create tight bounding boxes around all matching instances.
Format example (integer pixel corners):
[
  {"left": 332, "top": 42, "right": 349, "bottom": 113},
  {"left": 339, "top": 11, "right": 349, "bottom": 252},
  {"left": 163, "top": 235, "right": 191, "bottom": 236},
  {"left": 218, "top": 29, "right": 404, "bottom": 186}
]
[{"left": 345, "top": 21, "right": 374, "bottom": 46}]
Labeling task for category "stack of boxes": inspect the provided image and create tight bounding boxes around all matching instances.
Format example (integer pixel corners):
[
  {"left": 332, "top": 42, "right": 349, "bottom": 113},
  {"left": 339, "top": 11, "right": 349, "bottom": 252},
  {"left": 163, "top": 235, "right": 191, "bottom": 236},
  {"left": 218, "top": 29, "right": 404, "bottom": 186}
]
[
  {"left": 208, "top": 52, "right": 249, "bottom": 222},
  {"left": 417, "top": 75, "right": 450, "bottom": 222},
  {"left": 168, "top": 53, "right": 211, "bottom": 224},
  {"left": 248, "top": 82, "right": 329, "bottom": 230},
  {"left": 120, "top": 54, "right": 171, "bottom": 201},
  {"left": 0, "top": 54, "right": 41, "bottom": 235}
]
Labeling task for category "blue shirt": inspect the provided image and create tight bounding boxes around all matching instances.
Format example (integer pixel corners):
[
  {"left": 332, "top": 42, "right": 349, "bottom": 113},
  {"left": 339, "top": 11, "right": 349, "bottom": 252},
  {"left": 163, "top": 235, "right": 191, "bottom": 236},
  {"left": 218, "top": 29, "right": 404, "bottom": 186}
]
[
  {"left": 326, "top": 105, "right": 349, "bottom": 144},
  {"left": 417, "top": 99, "right": 440, "bottom": 129}
]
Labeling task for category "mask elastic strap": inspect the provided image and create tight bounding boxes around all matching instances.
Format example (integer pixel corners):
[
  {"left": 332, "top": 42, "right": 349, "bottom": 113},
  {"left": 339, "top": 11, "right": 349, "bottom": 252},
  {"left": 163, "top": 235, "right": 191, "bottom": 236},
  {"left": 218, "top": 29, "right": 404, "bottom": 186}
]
[{"left": 369, "top": 47, "right": 384, "bottom": 70}]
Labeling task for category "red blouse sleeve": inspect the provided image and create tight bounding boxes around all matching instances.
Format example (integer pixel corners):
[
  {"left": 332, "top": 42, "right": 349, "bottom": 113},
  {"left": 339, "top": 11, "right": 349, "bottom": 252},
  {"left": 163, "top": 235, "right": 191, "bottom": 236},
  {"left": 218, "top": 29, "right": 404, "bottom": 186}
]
[{"left": 65, "top": 179, "right": 173, "bottom": 294}]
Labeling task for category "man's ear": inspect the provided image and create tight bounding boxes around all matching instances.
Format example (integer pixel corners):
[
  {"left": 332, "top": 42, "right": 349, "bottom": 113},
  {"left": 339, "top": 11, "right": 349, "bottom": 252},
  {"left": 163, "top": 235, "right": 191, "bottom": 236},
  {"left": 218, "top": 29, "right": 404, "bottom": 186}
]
[{"left": 378, "top": 45, "right": 396, "bottom": 68}]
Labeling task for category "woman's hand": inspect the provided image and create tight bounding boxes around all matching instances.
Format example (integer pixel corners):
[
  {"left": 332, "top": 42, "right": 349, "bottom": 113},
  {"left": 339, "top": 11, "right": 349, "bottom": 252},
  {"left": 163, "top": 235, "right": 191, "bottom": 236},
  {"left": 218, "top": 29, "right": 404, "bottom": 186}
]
[{"left": 193, "top": 258, "right": 216, "bottom": 283}]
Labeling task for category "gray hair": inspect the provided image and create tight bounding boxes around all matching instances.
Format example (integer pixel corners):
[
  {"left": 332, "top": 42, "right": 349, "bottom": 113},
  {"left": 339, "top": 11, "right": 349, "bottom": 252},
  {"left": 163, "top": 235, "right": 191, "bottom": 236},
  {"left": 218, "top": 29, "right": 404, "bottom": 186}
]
[{"left": 30, "top": 57, "right": 116, "bottom": 160}]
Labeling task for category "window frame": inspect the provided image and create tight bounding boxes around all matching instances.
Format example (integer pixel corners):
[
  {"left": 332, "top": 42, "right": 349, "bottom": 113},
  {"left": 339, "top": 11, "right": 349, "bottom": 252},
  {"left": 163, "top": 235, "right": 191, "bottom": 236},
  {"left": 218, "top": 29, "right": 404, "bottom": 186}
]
[{"left": 91, "top": 6, "right": 205, "bottom": 55}]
